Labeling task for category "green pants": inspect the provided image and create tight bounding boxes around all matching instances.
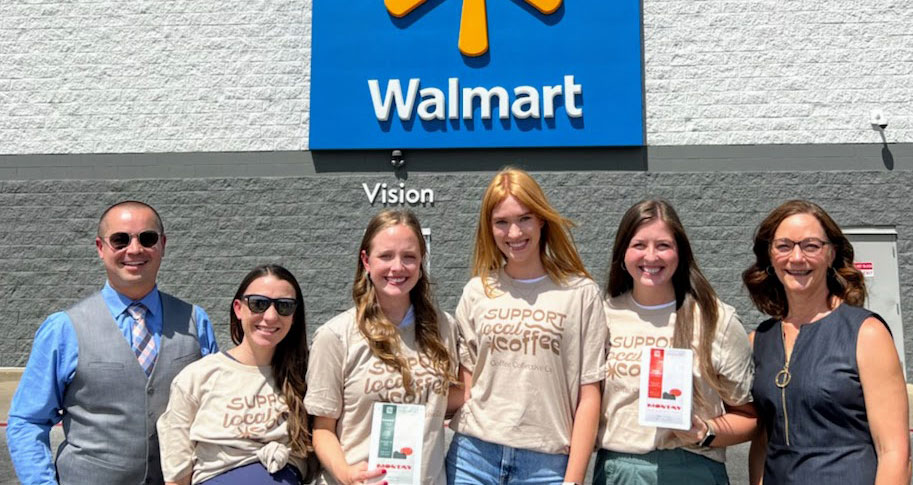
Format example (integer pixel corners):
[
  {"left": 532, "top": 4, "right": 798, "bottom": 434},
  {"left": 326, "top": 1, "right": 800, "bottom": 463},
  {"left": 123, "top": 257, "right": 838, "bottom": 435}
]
[{"left": 593, "top": 448, "right": 729, "bottom": 485}]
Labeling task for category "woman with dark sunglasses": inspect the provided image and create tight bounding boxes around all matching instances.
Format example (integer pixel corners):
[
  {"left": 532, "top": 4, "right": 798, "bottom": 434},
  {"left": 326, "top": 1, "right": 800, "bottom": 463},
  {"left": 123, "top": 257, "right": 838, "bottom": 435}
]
[
  {"left": 157, "top": 264, "right": 318, "bottom": 484},
  {"left": 306, "top": 209, "right": 461, "bottom": 485}
]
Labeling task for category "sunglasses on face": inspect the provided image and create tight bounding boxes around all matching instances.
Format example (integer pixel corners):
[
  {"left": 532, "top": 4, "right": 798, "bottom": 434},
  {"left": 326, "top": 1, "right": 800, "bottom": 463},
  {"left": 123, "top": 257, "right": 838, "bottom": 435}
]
[
  {"left": 103, "top": 231, "right": 161, "bottom": 250},
  {"left": 242, "top": 295, "right": 297, "bottom": 316}
]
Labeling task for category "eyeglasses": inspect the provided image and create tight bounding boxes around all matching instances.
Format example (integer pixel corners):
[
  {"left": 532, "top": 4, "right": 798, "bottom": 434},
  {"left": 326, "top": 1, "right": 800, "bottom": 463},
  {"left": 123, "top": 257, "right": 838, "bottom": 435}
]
[
  {"left": 242, "top": 295, "right": 297, "bottom": 316},
  {"left": 770, "top": 238, "right": 831, "bottom": 256},
  {"left": 102, "top": 231, "right": 161, "bottom": 250}
]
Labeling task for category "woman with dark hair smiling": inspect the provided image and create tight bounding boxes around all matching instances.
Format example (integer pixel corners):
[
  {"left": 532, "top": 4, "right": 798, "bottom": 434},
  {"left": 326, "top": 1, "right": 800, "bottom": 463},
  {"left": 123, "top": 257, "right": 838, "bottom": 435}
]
[
  {"left": 596, "top": 199, "right": 756, "bottom": 485},
  {"left": 744, "top": 200, "right": 909, "bottom": 485},
  {"left": 158, "top": 264, "right": 316, "bottom": 484}
]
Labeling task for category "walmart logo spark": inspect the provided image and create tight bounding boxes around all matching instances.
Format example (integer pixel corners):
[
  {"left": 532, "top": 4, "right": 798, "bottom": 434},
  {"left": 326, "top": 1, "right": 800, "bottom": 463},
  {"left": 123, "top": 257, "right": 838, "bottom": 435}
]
[{"left": 385, "top": 0, "right": 562, "bottom": 56}]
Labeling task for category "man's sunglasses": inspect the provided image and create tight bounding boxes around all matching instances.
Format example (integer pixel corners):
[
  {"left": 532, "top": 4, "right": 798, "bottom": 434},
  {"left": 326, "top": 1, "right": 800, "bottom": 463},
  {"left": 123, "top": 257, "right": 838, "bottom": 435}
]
[
  {"left": 102, "top": 231, "right": 161, "bottom": 250},
  {"left": 242, "top": 295, "right": 298, "bottom": 317}
]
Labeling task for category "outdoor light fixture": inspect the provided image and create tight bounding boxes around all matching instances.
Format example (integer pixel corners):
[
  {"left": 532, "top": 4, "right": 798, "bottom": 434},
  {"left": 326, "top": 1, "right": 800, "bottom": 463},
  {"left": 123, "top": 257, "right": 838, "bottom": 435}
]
[
  {"left": 391, "top": 149, "right": 405, "bottom": 168},
  {"left": 870, "top": 109, "right": 888, "bottom": 130}
]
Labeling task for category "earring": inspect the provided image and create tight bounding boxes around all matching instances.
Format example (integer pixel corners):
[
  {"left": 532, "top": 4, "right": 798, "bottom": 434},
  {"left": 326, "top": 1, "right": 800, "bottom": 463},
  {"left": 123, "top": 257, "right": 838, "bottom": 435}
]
[
  {"left": 827, "top": 267, "right": 837, "bottom": 278},
  {"left": 364, "top": 271, "right": 373, "bottom": 288},
  {"left": 620, "top": 261, "right": 627, "bottom": 271},
  {"left": 766, "top": 266, "right": 775, "bottom": 275}
]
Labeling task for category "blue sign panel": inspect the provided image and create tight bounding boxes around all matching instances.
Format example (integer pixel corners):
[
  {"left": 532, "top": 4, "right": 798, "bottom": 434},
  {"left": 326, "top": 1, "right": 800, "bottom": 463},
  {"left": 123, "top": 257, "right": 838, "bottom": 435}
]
[{"left": 310, "top": 1, "right": 644, "bottom": 149}]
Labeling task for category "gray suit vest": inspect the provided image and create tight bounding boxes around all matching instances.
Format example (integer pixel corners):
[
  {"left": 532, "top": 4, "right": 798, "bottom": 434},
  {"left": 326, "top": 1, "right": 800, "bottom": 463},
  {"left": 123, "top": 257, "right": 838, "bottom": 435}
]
[{"left": 57, "top": 291, "right": 203, "bottom": 485}]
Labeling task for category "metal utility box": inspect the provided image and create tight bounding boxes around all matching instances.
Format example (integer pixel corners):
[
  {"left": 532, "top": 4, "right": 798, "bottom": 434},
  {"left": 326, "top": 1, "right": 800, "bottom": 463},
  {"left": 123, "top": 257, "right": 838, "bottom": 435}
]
[{"left": 844, "top": 227, "right": 905, "bottom": 377}]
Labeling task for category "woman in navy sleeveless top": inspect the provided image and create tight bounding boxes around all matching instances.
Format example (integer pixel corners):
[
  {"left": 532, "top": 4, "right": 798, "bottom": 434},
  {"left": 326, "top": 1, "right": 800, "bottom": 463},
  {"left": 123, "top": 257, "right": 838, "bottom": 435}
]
[{"left": 741, "top": 200, "right": 909, "bottom": 484}]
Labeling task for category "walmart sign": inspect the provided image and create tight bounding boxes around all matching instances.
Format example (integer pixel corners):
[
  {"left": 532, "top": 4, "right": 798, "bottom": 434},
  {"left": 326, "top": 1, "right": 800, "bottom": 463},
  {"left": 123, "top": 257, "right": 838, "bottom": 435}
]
[{"left": 310, "top": 1, "right": 644, "bottom": 149}]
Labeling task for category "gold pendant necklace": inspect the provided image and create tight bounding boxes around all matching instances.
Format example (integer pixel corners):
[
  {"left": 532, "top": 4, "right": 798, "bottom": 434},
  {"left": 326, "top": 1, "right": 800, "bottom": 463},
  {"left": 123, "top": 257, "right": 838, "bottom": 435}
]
[
  {"left": 775, "top": 361, "right": 791, "bottom": 446},
  {"left": 776, "top": 326, "right": 794, "bottom": 446}
]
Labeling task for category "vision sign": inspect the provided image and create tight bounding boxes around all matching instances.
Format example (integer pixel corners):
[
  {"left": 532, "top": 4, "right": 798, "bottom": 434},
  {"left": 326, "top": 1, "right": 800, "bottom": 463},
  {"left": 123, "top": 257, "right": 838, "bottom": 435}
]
[{"left": 310, "top": 1, "right": 643, "bottom": 149}]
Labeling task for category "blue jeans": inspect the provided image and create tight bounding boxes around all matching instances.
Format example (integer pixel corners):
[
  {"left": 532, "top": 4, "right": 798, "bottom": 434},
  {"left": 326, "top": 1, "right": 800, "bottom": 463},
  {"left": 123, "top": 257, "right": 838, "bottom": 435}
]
[
  {"left": 446, "top": 433, "right": 569, "bottom": 485},
  {"left": 593, "top": 449, "right": 729, "bottom": 485}
]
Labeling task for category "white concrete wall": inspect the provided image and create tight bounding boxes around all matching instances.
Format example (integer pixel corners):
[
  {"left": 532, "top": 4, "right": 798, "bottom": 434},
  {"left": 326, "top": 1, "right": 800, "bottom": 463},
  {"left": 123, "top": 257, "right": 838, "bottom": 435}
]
[
  {"left": 0, "top": 0, "right": 909, "bottom": 154},
  {"left": 644, "top": 0, "right": 913, "bottom": 145},
  {"left": 0, "top": 0, "right": 312, "bottom": 154}
]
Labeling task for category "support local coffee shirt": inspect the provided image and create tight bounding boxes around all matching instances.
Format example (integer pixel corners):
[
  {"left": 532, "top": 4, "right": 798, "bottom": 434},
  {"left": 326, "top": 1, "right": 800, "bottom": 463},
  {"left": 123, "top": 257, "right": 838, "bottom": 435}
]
[
  {"left": 598, "top": 292, "right": 754, "bottom": 463},
  {"left": 305, "top": 307, "right": 457, "bottom": 485},
  {"left": 449, "top": 271, "right": 607, "bottom": 454},
  {"left": 157, "top": 352, "right": 306, "bottom": 484}
]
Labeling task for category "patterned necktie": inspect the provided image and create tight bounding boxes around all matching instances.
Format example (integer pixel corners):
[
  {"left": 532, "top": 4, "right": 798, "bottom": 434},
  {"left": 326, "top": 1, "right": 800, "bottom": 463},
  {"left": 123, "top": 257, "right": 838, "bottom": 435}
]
[{"left": 127, "top": 303, "right": 157, "bottom": 377}]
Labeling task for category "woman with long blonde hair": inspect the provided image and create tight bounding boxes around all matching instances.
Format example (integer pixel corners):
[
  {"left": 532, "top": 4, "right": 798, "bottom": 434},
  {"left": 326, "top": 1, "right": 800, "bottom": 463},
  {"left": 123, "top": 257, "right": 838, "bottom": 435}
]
[
  {"left": 447, "top": 168, "right": 607, "bottom": 485},
  {"left": 306, "top": 209, "right": 460, "bottom": 485},
  {"left": 595, "top": 199, "right": 756, "bottom": 484}
]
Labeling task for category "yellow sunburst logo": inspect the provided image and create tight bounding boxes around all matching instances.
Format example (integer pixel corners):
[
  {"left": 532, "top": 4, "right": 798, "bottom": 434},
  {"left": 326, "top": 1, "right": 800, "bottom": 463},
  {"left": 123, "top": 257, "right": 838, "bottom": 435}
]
[{"left": 385, "top": 0, "right": 562, "bottom": 57}]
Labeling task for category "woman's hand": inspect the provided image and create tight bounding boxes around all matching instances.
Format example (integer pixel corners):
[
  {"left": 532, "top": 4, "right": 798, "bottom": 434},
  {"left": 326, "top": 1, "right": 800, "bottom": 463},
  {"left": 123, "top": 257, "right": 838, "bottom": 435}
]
[
  {"left": 340, "top": 461, "right": 387, "bottom": 485},
  {"left": 671, "top": 415, "right": 710, "bottom": 445},
  {"left": 313, "top": 416, "right": 388, "bottom": 485}
]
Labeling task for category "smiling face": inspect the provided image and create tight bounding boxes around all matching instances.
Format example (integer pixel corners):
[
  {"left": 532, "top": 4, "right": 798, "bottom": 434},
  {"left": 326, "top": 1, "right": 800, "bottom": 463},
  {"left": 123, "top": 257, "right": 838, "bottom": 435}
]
[
  {"left": 95, "top": 205, "right": 165, "bottom": 300},
  {"left": 232, "top": 274, "right": 296, "bottom": 352},
  {"left": 624, "top": 218, "right": 679, "bottom": 305},
  {"left": 361, "top": 223, "right": 422, "bottom": 309},
  {"left": 770, "top": 213, "right": 835, "bottom": 298},
  {"left": 491, "top": 195, "right": 545, "bottom": 277}
]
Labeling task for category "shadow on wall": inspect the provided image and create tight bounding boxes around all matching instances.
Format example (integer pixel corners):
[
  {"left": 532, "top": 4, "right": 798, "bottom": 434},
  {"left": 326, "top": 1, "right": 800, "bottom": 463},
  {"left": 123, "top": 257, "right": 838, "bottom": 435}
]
[
  {"left": 872, "top": 125, "right": 894, "bottom": 170},
  {"left": 883, "top": 145, "right": 894, "bottom": 170}
]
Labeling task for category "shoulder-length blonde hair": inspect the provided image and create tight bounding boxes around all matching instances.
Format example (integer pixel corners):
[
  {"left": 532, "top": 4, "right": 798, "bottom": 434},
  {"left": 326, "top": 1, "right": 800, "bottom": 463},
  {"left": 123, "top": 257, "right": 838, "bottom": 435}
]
[
  {"left": 605, "top": 199, "right": 723, "bottom": 409},
  {"left": 742, "top": 199, "right": 866, "bottom": 318},
  {"left": 472, "top": 168, "right": 591, "bottom": 296},
  {"left": 352, "top": 209, "right": 458, "bottom": 394}
]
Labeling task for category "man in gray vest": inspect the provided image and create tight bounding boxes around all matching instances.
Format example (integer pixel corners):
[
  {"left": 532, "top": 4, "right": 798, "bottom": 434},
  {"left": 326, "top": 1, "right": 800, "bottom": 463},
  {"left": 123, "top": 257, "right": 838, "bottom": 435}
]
[{"left": 7, "top": 200, "right": 219, "bottom": 485}]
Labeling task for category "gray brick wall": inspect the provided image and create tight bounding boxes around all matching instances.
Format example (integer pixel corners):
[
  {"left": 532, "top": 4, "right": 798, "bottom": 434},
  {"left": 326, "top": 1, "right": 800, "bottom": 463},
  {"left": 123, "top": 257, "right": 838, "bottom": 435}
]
[{"left": 3, "top": 170, "right": 911, "bottom": 374}]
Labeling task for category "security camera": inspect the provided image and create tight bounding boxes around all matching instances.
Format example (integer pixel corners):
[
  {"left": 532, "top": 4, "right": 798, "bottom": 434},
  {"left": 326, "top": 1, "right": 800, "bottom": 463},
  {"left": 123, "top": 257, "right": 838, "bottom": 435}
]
[
  {"left": 391, "top": 149, "right": 405, "bottom": 168},
  {"left": 870, "top": 109, "right": 888, "bottom": 129}
]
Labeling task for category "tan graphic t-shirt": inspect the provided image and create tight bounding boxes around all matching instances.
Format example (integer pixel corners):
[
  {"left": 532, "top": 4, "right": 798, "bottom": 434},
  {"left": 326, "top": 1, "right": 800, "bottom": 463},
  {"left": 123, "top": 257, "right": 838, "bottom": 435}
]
[
  {"left": 598, "top": 292, "right": 754, "bottom": 462},
  {"left": 449, "top": 271, "right": 608, "bottom": 454},
  {"left": 305, "top": 307, "right": 457, "bottom": 485},
  {"left": 157, "top": 352, "right": 307, "bottom": 484}
]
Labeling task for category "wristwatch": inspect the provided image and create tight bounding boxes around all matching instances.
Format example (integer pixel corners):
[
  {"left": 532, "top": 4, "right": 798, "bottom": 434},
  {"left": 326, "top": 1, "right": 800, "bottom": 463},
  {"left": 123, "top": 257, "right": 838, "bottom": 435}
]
[{"left": 697, "top": 420, "right": 716, "bottom": 448}]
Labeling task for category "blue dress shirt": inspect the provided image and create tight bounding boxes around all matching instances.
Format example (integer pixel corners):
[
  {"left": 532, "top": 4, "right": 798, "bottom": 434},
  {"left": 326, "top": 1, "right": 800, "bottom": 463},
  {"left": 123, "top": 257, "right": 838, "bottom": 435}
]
[{"left": 6, "top": 282, "right": 218, "bottom": 485}]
